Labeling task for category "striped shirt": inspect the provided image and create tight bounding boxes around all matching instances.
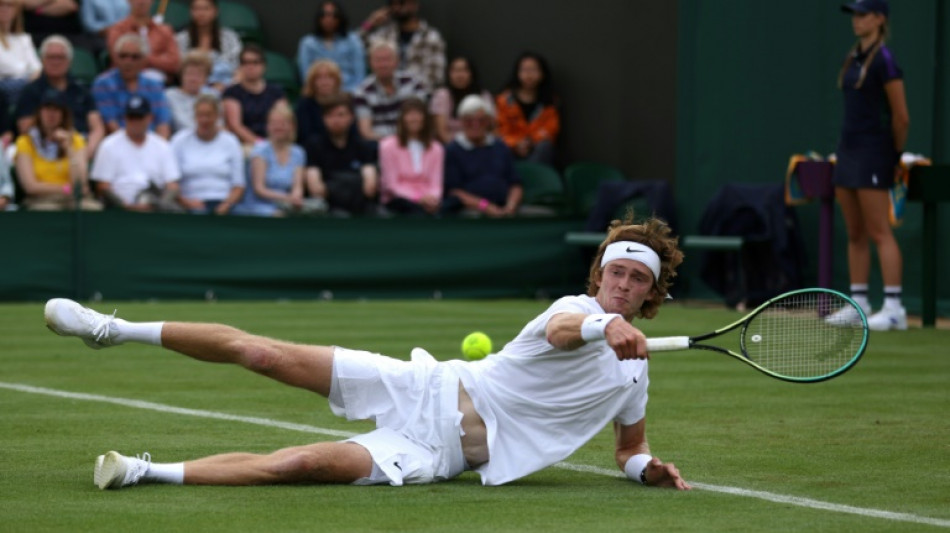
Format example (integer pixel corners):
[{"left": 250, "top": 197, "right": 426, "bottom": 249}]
[
  {"left": 91, "top": 68, "right": 171, "bottom": 130},
  {"left": 352, "top": 71, "right": 428, "bottom": 139}
]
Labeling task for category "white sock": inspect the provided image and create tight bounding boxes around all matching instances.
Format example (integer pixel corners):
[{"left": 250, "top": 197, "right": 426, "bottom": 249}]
[
  {"left": 849, "top": 284, "right": 870, "bottom": 310},
  {"left": 113, "top": 319, "right": 164, "bottom": 346},
  {"left": 883, "top": 285, "right": 903, "bottom": 309},
  {"left": 143, "top": 462, "right": 184, "bottom": 484}
]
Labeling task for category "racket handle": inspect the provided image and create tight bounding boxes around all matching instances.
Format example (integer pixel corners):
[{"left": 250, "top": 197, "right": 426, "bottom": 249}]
[{"left": 646, "top": 337, "right": 691, "bottom": 352}]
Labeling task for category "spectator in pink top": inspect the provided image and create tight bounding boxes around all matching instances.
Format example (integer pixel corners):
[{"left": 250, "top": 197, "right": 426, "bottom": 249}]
[{"left": 378, "top": 96, "right": 443, "bottom": 215}]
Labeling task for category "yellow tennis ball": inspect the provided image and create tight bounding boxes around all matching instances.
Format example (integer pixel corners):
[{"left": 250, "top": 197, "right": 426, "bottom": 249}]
[{"left": 461, "top": 331, "right": 492, "bottom": 360}]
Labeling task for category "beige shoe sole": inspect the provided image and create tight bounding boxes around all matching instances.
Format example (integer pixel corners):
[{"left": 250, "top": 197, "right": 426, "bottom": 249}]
[{"left": 94, "top": 451, "right": 126, "bottom": 490}]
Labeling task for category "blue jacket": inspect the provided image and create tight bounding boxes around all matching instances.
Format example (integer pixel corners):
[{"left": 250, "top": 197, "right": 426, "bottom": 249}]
[{"left": 297, "top": 32, "right": 366, "bottom": 93}]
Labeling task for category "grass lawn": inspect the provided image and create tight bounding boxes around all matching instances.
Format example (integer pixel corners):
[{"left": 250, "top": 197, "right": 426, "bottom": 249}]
[{"left": 1, "top": 299, "right": 948, "bottom": 532}]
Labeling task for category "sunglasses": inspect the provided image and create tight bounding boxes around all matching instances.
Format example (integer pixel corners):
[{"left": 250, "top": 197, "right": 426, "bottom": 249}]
[{"left": 118, "top": 53, "right": 143, "bottom": 60}]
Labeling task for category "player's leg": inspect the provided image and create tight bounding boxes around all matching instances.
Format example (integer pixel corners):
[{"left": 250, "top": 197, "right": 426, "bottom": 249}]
[
  {"left": 44, "top": 299, "right": 335, "bottom": 395},
  {"left": 161, "top": 322, "right": 335, "bottom": 396},
  {"left": 94, "top": 442, "right": 373, "bottom": 489},
  {"left": 183, "top": 442, "right": 373, "bottom": 485}
]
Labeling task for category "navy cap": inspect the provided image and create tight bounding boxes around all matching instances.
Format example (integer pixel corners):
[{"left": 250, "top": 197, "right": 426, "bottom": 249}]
[
  {"left": 841, "top": 0, "right": 889, "bottom": 16},
  {"left": 124, "top": 94, "right": 151, "bottom": 117}
]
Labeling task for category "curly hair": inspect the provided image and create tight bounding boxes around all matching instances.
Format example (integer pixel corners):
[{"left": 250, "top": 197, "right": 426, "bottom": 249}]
[{"left": 586, "top": 215, "right": 684, "bottom": 319}]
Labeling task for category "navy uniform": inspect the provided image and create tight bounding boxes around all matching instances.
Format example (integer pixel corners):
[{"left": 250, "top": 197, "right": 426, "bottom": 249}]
[{"left": 834, "top": 41, "right": 903, "bottom": 190}]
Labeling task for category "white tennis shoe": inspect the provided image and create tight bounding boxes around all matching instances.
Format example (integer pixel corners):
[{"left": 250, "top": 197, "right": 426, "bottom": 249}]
[
  {"left": 94, "top": 451, "right": 151, "bottom": 490},
  {"left": 824, "top": 302, "right": 869, "bottom": 327},
  {"left": 44, "top": 298, "right": 119, "bottom": 349},
  {"left": 867, "top": 306, "right": 908, "bottom": 331}
]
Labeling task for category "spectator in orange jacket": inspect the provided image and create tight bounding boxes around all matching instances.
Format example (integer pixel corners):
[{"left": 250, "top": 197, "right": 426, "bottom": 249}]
[{"left": 495, "top": 51, "right": 559, "bottom": 166}]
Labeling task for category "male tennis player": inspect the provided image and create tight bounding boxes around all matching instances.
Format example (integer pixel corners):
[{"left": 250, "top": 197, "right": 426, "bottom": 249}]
[{"left": 44, "top": 216, "right": 691, "bottom": 491}]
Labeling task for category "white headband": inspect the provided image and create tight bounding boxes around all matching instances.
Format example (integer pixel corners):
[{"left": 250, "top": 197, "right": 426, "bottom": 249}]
[{"left": 601, "top": 241, "right": 661, "bottom": 282}]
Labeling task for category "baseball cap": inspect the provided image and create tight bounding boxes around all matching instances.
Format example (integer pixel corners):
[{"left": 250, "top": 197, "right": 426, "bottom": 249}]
[
  {"left": 124, "top": 94, "right": 151, "bottom": 117},
  {"left": 841, "top": 0, "right": 889, "bottom": 16}
]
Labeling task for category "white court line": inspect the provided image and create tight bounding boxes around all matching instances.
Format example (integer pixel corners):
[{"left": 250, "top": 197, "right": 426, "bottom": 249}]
[{"left": 2, "top": 381, "right": 948, "bottom": 529}]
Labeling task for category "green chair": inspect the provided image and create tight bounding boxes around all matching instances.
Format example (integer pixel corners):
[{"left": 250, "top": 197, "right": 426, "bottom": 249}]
[
  {"left": 563, "top": 161, "right": 626, "bottom": 216},
  {"left": 69, "top": 47, "right": 100, "bottom": 85},
  {"left": 264, "top": 50, "right": 299, "bottom": 101},
  {"left": 515, "top": 161, "right": 565, "bottom": 216},
  {"left": 219, "top": 1, "right": 264, "bottom": 44},
  {"left": 152, "top": 0, "right": 190, "bottom": 30},
  {"left": 611, "top": 196, "right": 654, "bottom": 223}
]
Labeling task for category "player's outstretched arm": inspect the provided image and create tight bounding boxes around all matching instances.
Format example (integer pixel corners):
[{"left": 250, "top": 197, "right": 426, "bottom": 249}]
[
  {"left": 615, "top": 420, "right": 691, "bottom": 491},
  {"left": 546, "top": 313, "right": 648, "bottom": 360}
]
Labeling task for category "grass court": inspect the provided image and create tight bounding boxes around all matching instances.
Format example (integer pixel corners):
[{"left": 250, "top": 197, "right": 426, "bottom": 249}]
[{"left": 1, "top": 299, "right": 948, "bottom": 532}]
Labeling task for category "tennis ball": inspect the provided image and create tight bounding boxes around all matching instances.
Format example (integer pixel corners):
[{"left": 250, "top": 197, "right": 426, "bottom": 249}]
[{"left": 461, "top": 331, "right": 492, "bottom": 360}]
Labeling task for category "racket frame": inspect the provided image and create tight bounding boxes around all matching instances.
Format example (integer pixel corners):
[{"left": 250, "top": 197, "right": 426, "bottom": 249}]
[{"left": 647, "top": 288, "right": 869, "bottom": 383}]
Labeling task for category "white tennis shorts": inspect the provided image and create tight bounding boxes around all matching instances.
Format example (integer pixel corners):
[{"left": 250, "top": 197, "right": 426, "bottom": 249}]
[{"left": 329, "top": 346, "right": 467, "bottom": 486}]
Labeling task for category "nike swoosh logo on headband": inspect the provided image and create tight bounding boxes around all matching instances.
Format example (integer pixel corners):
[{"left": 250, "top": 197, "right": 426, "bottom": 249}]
[{"left": 626, "top": 247, "right": 644, "bottom": 253}]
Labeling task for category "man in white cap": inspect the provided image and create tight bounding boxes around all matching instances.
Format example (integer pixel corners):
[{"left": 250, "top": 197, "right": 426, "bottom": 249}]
[
  {"left": 43, "top": 216, "right": 690, "bottom": 491},
  {"left": 442, "top": 94, "right": 522, "bottom": 216}
]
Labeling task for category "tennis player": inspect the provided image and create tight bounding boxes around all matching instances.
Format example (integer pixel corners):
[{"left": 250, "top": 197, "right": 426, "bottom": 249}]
[{"left": 45, "top": 216, "right": 690, "bottom": 491}]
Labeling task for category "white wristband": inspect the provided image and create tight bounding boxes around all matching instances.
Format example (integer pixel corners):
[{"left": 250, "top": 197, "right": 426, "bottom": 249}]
[
  {"left": 624, "top": 453, "right": 652, "bottom": 485},
  {"left": 580, "top": 313, "right": 621, "bottom": 342}
]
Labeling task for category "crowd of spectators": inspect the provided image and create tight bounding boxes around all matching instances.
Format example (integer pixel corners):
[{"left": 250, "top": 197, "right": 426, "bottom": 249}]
[{"left": 0, "top": 0, "right": 562, "bottom": 218}]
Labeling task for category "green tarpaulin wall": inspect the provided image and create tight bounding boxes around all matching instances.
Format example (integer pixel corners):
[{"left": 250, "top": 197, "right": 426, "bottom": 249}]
[{"left": 2, "top": 212, "right": 590, "bottom": 302}]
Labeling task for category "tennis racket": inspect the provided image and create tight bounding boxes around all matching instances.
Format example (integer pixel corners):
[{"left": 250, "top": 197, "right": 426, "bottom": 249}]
[{"left": 646, "top": 288, "right": 869, "bottom": 383}]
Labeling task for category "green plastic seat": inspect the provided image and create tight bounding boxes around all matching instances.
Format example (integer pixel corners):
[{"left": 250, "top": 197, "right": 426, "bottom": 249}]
[
  {"left": 152, "top": 0, "right": 190, "bottom": 30},
  {"left": 515, "top": 161, "right": 565, "bottom": 215},
  {"left": 69, "top": 47, "right": 100, "bottom": 85},
  {"left": 264, "top": 50, "right": 300, "bottom": 101},
  {"left": 219, "top": 1, "right": 264, "bottom": 44},
  {"left": 563, "top": 162, "right": 626, "bottom": 216}
]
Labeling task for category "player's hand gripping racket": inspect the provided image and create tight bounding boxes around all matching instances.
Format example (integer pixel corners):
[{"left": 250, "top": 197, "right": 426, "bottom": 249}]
[{"left": 646, "top": 288, "right": 869, "bottom": 382}]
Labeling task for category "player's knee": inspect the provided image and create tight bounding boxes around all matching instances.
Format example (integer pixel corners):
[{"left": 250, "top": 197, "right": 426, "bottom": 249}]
[{"left": 274, "top": 448, "right": 335, "bottom": 481}]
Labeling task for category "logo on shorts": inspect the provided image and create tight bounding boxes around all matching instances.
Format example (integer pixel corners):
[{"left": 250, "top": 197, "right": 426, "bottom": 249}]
[
  {"left": 393, "top": 461, "right": 402, "bottom": 471},
  {"left": 872, "top": 174, "right": 879, "bottom": 185}
]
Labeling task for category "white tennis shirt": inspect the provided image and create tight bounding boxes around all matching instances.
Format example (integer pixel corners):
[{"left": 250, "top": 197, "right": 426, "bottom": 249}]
[{"left": 447, "top": 295, "right": 649, "bottom": 486}]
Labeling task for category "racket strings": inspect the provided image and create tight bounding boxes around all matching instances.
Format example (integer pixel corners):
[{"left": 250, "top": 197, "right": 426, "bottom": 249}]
[{"left": 742, "top": 292, "right": 864, "bottom": 379}]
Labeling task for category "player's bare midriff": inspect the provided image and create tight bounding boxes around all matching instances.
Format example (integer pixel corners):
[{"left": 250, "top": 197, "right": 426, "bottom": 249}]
[{"left": 457, "top": 383, "right": 489, "bottom": 468}]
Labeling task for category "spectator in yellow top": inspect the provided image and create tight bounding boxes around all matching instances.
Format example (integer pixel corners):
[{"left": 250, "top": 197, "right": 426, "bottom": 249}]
[{"left": 15, "top": 89, "right": 99, "bottom": 210}]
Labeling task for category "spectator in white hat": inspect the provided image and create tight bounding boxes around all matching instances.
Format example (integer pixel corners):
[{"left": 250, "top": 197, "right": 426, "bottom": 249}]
[{"left": 441, "top": 94, "right": 521, "bottom": 217}]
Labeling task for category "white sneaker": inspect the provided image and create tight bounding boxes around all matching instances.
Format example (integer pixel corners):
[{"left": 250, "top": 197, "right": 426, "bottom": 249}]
[
  {"left": 44, "top": 298, "right": 119, "bottom": 349},
  {"left": 867, "top": 306, "right": 908, "bottom": 331},
  {"left": 825, "top": 303, "right": 869, "bottom": 327},
  {"left": 94, "top": 451, "right": 151, "bottom": 490}
]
